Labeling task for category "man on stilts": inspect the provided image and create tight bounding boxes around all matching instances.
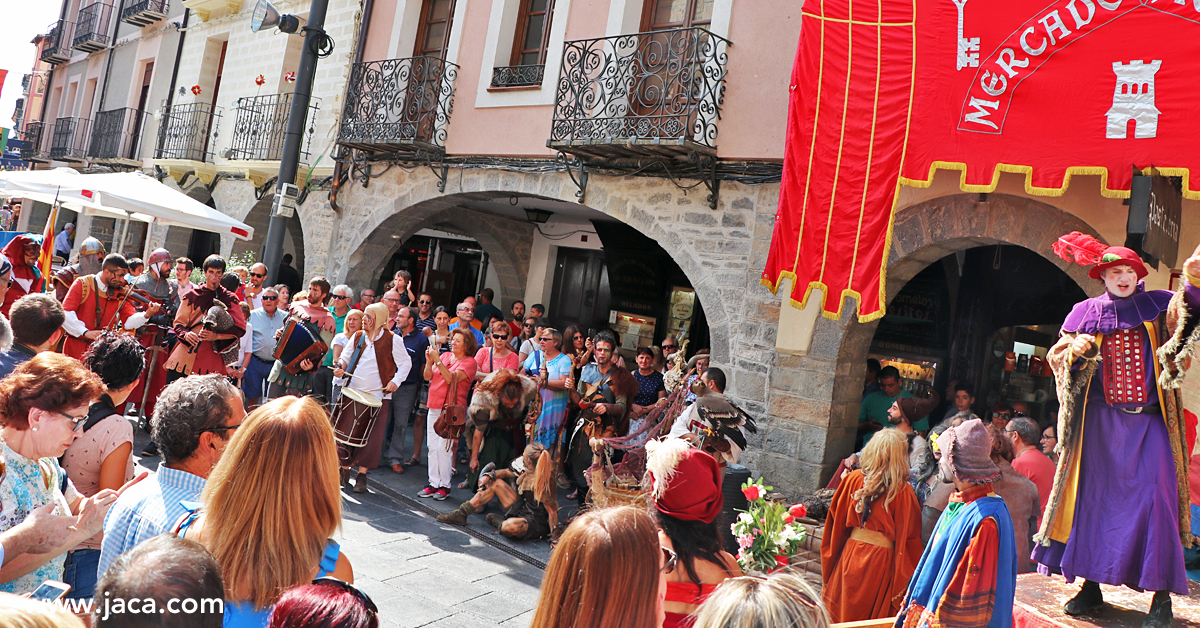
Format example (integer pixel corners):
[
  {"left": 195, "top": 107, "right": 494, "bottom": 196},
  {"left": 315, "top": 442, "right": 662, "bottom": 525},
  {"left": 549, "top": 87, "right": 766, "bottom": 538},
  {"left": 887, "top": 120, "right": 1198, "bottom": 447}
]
[{"left": 1037, "top": 233, "right": 1195, "bottom": 628}]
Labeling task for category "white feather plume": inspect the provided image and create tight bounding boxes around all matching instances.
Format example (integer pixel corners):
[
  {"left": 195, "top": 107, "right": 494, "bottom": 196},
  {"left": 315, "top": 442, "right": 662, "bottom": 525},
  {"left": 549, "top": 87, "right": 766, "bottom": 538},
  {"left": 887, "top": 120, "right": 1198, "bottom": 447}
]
[{"left": 645, "top": 438, "right": 692, "bottom": 501}]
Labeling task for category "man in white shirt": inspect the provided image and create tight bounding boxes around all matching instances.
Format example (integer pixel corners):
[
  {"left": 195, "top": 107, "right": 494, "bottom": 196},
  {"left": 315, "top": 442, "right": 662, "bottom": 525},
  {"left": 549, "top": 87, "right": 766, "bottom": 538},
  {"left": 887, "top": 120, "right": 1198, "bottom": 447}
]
[
  {"left": 668, "top": 367, "right": 747, "bottom": 464},
  {"left": 244, "top": 262, "right": 268, "bottom": 310},
  {"left": 53, "top": 222, "right": 75, "bottom": 258},
  {"left": 60, "top": 254, "right": 158, "bottom": 361}
]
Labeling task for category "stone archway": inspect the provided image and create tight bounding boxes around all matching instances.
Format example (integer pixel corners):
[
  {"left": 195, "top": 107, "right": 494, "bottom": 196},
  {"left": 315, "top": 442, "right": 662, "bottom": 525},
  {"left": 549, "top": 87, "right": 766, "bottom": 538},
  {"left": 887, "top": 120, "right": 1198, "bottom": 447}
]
[
  {"left": 820, "top": 193, "right": 1104, "bottom": 476},
  {"left": 332, "top": 168, "right": 735, "bottom": 365}
]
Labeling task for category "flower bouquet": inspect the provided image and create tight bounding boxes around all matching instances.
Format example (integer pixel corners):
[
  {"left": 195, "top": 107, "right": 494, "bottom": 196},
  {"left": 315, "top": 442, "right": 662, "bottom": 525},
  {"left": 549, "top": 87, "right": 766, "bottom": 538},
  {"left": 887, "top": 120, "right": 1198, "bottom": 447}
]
[{"left": 732, "top": 478, "right": 808, "bottom": 573}]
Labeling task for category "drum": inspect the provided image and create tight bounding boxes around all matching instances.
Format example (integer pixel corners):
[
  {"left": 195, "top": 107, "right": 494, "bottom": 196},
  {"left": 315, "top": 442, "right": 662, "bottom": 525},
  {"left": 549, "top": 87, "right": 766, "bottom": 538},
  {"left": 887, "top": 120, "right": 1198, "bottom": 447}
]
[
  {"left": 273, "top": 319, "right": 328, "bottom": 375},
  {"left": 331, "top": 387, "right": 384, "bottom": 448}
]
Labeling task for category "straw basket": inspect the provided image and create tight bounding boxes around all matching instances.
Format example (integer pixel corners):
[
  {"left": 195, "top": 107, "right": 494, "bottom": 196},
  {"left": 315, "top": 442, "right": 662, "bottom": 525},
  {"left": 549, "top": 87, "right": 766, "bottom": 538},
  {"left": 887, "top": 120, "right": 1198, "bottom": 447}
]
[
  {"left": 787, "top": 517, "right": 825, "bottom": 579},
  {"left": 587, "top": 467, "right": 648, "bottom": 509}
]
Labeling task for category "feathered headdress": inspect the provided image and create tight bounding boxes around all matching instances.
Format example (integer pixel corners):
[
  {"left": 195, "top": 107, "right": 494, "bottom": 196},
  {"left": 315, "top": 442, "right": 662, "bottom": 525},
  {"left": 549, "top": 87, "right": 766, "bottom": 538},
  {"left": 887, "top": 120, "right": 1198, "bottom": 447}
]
[{"left": 1052, "top": 231, "right": 1108, "bottom": 266}]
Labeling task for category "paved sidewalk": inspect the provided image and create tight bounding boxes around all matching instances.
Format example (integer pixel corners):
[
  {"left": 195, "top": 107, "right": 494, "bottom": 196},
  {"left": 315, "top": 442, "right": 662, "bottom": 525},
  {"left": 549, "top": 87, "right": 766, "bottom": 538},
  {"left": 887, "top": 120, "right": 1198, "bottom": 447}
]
[{"left": 130, "top": 422, "right": 549, "bottom": 628}]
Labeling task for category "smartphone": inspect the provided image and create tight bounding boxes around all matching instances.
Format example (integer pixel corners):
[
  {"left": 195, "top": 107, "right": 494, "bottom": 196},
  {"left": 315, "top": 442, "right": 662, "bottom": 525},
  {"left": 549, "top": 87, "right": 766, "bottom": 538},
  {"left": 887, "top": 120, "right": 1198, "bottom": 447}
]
[{"left": 29, "top": 580, "right": 71, "bottom": 602}]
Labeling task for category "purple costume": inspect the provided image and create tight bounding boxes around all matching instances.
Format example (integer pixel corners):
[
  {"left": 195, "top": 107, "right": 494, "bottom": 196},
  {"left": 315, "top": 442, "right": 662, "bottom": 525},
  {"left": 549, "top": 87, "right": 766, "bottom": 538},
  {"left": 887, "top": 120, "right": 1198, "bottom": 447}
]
[{"left": 1032, "top": 282, "right": 1192, "bottom": 594}]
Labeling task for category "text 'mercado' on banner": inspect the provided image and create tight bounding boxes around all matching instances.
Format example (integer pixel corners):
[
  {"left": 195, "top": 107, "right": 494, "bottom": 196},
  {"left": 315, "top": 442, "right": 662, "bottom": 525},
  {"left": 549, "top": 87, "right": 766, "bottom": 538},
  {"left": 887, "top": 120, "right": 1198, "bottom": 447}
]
[{"left": 762, "top": 0, "right": 1200, "bottom": 323}]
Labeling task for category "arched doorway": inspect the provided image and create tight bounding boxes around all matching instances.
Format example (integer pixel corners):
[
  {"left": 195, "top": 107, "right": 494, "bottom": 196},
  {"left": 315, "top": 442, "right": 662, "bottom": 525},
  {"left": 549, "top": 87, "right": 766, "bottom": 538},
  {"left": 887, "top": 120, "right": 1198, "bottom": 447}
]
[
  {"left": 825, "top": 193, "right": 1104, "bottom": 474},
  {"left": 229, "top": 196, "right": 306, "bottom": 276}
]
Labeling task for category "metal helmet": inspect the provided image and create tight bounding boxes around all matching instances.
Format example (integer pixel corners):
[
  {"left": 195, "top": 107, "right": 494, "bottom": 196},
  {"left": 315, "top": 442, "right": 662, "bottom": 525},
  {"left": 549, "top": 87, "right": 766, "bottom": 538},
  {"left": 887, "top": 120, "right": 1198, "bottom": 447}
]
[
  {"left": 147, "top": 248, "right": 172, "bottom": 266},
  {"left": 79, "top": 237, "right": 106, "bottom": 257}
]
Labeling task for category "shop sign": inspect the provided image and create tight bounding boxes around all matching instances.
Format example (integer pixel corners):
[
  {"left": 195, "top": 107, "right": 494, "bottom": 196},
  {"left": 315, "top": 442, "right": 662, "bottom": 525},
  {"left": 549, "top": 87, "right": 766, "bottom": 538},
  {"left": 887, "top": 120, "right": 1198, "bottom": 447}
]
[{"left": 764, "top": 0, "right": 1200, "bottom": 322}]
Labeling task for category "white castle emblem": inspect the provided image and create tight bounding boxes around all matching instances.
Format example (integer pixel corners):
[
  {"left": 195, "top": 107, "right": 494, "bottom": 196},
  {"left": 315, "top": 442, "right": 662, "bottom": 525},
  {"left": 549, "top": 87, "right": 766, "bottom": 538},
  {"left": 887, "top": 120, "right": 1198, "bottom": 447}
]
[{"left": 1106, "top": 60, "right": 1161, "bottom": 139}]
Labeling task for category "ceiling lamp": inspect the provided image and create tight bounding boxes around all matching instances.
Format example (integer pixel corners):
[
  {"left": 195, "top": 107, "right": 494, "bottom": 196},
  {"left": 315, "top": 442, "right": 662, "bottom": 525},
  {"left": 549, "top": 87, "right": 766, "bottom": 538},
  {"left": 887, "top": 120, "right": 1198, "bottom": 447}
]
[{"left": 524, "top": 208, "right": 554, "bottom": 224}]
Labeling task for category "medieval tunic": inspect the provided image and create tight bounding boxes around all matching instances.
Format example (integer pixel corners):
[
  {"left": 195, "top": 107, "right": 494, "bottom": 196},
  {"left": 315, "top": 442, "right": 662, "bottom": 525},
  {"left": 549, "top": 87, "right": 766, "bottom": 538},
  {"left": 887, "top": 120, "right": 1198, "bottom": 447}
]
[
  {"left": 821, "top": 469, "right": 923, "bottom": 623},
  {"left": 1032, "top": 284, "right": 1194, "bottom": 595},
  {"left": 896, "top": 484, "right": 1018, "bottom": 628},
  {"left": 164, "top": 285, "right": 245, "bottom": 377},
  {"left": 60, "top": 275, "right": 148, "bottom": 361},
  {"left": 0, "top": 235, "right": 45, "bottom": 317},
  {"left": 267, "top": 301, "right": 336, "bottom": 390}
]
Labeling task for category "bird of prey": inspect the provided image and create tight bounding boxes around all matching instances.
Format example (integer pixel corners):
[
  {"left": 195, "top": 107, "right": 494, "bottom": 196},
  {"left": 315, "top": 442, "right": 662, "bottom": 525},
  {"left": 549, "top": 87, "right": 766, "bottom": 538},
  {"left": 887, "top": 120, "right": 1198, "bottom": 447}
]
[{"left": 690, "top": 378, "right": 758, "bottom": 453}]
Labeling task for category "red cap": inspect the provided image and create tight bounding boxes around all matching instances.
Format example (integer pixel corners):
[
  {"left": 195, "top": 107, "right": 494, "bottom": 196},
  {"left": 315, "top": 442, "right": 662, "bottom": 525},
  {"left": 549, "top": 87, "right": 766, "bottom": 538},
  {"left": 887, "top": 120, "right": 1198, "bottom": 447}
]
[
  {"left": 1087, "top": 246, "right": 1148, "bottom": 280},
  {"left": 650, "top": 447, "right": 724, "bottom": 523}
]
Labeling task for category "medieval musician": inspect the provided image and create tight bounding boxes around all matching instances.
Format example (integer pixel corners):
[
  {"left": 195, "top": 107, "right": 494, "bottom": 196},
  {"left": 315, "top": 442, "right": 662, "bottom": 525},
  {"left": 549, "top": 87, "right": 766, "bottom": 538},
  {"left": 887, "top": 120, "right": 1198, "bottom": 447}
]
[
  {"left": 131, "top": 248, "right": 179, "bottom": 326},
  {"left": 60, "top": 254, "right": 159, "bottom": 361},
  {"left": 164, "top": 254, "right": 245, "bottom": 382},
  {"left": 53, "top": 237, "right": 106, "bottom": 301}
]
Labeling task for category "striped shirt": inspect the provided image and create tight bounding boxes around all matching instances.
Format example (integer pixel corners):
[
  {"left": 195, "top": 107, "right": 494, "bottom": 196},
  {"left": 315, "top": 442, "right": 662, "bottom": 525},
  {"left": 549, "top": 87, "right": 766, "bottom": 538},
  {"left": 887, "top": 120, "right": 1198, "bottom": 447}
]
[{"left": 97, "top": 466, "right": 206, "bottom": 579}]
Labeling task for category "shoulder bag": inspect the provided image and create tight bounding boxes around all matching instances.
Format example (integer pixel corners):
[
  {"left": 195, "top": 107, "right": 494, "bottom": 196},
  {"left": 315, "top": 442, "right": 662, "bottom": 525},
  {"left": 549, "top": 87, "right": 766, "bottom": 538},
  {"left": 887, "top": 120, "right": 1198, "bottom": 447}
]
[{"left": 433, "top": 359, "right": 468, "bottom": 442}]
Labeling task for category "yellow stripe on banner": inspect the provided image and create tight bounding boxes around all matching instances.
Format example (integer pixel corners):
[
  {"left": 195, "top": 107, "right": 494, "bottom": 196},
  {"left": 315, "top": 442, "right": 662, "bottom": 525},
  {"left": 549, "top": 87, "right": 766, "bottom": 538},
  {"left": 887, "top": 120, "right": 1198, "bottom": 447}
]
[
  {"left": 818, "top": 0, "right": 855, "bottom": 286},
  {"left": 800, "top": 11, "right": 913, "bottom": 25},
  {"left": 790, "top": 0, "right": 829, "bottom": 281},
  {"left": 847, "top": 0, "right": 884, "bottom": 292},
  {"left": 899, "top": 161, "right": 1200, "bottom": 200},
  {"left": 1049, "top": 333, "right": 1103, "bottom": 543}
]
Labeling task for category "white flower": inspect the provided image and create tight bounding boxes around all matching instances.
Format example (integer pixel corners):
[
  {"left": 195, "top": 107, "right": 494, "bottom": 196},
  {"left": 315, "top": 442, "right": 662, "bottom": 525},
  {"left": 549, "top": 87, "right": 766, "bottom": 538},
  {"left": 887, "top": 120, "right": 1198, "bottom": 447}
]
[{"left": 738, "top": 513, "right": 754, "bottom": 525}]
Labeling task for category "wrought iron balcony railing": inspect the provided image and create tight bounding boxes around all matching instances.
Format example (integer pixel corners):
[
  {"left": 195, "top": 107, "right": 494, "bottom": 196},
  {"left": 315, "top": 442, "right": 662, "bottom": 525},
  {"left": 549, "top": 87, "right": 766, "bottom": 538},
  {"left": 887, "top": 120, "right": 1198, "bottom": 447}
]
[
  {"left": 227, "top": 93, "right": 317, "bottom": 162},
  {"left": 156, "top": 102, "right": 221, "bottom": 163},
  {"left": 74, "top": 3, "right": 113, "bottom": 53},
  {"left": 21, "top": 122, "right": 48, "bottom": 162},
  {"left": 491, "top": 64, "right": 545, "bottom": 88},
  {"left": 121, "top": 0, "right": 167, "bottom": 26},
  {"left": 40, "top": 21, "right": 74, "bottom": 65},
  {"left": 89, "top": 108, "right": 147, "bottom": 162},
  {"left": 338, "top": 56, "right": 459, "bottom": 154},
  {"left": 548, "top": 27, "right": 731, "bottom": 161},
  {"left": 50, "top": 117, "right": 91, "bottom": 161}
]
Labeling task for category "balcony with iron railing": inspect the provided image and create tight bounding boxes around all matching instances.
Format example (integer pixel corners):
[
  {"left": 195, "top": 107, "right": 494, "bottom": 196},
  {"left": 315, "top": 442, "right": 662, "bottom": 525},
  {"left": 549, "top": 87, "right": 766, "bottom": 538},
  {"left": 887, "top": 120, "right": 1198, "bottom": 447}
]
[
  {"left": 89, "top": 108, "right": 148, "bottom": 163},
  {"left": 21, "top": 122, "right": 49, "bottom": 162},
  {"left": 121, "top": 0, "right": 167, "bottom": 26},
  {"left": 227, "top": 93, "right": 317, "bottom": 162},
  {"left": 73, "top": 3, "right": 113, "bottom": 53},
  {"left": 40, "top": 21, "right": 74, "bottom": 65},
  {"left": 491, "top": 64, "right": 545, "bottom": 88},
  {"left": 50, "top": 117, "right": 91, "bottom": 161},
  {"left": 338, "top": 56, "right": 459, "bottom": 155},
  {"left": 547, "top": 27, "right": 731, "bottom": 162},
  {"left": 156, "top": 102, "right": 221, "bottom": 162}
]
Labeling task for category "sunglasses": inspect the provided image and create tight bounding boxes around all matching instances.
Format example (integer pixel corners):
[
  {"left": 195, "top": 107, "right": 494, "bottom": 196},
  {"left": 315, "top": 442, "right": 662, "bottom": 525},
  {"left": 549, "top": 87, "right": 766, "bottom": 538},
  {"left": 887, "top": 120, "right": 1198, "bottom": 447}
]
[
  {"left": 197, "top": 422, "right": 241, "bottom": 436},
  {"left": 661, "top": 546, "right": 677, "bottom": 574},
  {"left": 332, "top": 295, "right": 350, "bottom": 300},
  {"left": 418, "top": 299, "right": 432, "bottom": 304},
  {"left": 992, "top": 413, "right": 1011, "bottom": 420},
  {"left": 311, "top": 577, "right": 377, "bottom": 616},
  {"left": 493, "top": 334, "right": 509, "bottom": 339},
  {"left": 573, "top": 335, "right": 583, "bottom": 340},
  {"left": 262, "top": 296, "right": 278, "bottom": 301},
  {"left": 249, "top": 272, "right": 265, "bottom": 278},
  {"left": 663, "top": 345, "right": 678, "bottom": 351}
]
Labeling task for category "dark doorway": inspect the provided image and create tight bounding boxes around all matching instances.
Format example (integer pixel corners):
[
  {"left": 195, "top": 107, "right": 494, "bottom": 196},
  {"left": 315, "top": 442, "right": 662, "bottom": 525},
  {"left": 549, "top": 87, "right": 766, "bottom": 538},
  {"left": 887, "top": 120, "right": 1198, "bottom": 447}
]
[
  {"left": 380, "top": 234, "right": 484, "bottom": 309},
  {"left": 549, "top": 248, "right": 610, "bottom": 335}
]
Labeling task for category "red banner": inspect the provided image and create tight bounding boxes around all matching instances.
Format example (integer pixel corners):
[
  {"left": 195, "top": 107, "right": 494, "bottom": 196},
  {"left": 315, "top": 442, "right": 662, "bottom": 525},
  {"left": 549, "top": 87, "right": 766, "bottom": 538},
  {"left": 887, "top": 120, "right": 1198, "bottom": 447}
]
[{"left": 764, "top": 0, "right": 1200, "bottom": 321}]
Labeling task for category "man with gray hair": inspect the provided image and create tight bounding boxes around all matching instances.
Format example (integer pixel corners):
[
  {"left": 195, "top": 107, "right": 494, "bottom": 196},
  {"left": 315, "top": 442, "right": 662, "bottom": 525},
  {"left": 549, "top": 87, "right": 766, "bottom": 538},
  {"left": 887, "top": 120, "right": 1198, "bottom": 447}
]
[
  {"left": 453, "top": 301, "right": 485, "bottom": 347},
  {"left": 312, "top": 283, "right": 354, "bottom": 405},
  {"left": 94, "top": 536, "right": 224, "bottom": 628},
  {"left": 1007, "top": 416, "right": 1055, "bottom": 521},
  {"left": 98, "top": 375, "right": 245, "bottom": 578},
  {"left": 245, "top": 287, "right": 284, "bottom": 406}
]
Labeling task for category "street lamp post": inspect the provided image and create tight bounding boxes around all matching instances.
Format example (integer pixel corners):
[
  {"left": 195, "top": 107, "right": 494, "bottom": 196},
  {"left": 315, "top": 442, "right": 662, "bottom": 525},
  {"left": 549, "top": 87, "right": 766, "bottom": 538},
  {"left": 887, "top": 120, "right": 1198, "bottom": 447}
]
[{"left": 254, "top": 0, "right": 331, "bottom": 287}]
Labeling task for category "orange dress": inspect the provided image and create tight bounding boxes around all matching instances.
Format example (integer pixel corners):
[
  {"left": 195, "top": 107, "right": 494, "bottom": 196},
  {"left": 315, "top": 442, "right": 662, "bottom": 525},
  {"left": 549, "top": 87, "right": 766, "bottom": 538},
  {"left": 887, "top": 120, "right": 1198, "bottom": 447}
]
[{"left": 820, "top": 469, "right": 923, "bottom": 623}]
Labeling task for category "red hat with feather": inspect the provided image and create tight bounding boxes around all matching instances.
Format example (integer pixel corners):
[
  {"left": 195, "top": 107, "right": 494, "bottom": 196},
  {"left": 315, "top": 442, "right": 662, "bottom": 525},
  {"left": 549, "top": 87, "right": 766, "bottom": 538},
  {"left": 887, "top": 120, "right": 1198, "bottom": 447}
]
[{"left": 1052, "top": 232, "right": 1147, "bottom": 280}]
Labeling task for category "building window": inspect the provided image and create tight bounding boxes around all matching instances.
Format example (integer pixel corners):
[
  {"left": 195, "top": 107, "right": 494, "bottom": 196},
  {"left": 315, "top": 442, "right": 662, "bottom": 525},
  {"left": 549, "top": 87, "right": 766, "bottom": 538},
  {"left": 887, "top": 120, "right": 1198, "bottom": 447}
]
[
  {"left": 414, "top": 0, "right": 457, "bottom": 59},
  {"left": 641, "top": 0, "right": 712, "bottom": 31},
  {"left": 491, "top": 0, "right": 554, "bottom": 88}
]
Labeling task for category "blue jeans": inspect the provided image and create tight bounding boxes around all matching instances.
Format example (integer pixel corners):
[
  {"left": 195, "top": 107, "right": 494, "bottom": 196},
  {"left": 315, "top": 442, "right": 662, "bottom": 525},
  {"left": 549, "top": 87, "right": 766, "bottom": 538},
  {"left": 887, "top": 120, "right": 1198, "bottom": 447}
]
[
  {"left": 243, "top": 356, "right": 273, "bottom": 401},
  {"left": 64, "top": 548, "right": 100, "bottom": 599}
]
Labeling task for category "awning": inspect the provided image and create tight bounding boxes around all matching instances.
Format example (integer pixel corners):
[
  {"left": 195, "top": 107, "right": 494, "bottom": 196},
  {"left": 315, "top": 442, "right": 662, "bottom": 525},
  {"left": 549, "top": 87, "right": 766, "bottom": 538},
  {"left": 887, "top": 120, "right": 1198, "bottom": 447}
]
[{"left": 0, "top": 168, "right": 253, "bottom": 240}]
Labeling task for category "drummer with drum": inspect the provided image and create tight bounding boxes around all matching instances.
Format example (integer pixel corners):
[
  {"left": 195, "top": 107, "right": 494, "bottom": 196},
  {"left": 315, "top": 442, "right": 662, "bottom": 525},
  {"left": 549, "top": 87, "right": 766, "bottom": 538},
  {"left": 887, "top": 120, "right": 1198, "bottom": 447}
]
[
  {"left": 164, "top": 255, "right": 246, "bottom": 382},
  {"left": 332, "top": 303, "right": 412, "bottom": 494},
  {"left": 60, "top": 253, "right": 160, "bottom": 361}
]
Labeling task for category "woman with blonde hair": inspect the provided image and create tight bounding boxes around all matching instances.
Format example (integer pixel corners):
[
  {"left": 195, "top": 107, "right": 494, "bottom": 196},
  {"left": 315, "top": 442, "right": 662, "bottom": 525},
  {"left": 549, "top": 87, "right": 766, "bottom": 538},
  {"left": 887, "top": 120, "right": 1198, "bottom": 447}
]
[
  {"left": 0, "top": 592, "right": 85, "bottom": 628},
  {"left": 530, "top": 506, "right": 667, "bottom": 628},
  {"left": 820, "top": 428, "right": 923, "bottom": 623},
  {"left": 178, "top": 396, "right": 353, "bottom": 628},
  {"left": 692, "top": 571, "right": 830, "bottom": 628}
]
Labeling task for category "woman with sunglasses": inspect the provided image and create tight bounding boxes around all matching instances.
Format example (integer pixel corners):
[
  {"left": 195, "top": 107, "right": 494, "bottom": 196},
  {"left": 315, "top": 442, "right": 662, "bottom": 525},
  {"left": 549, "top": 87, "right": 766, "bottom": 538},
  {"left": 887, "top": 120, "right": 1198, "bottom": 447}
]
[
  {"left": 0, "top": 353, "right": 146, "bottom": 594},
  {"left": 518, "top": 316, "right": 543, "bottom": 365},
  {"left": 530, "top": 506, "right": 669, "bottom": 628},
  {"left": 562, "top": 324, "right": 593, "bottom": 380},
  {"left": 646, "top": 439, "right": 741, "bottom": 628},
  {"left": 270, "top": 577, "right": 378, "bottom": 628},
  {"left": 177, "top": 396, "right": 352, "bottom": 627},
  {"left": 475, "top": 320, "right": 520, "bottom": 381}
]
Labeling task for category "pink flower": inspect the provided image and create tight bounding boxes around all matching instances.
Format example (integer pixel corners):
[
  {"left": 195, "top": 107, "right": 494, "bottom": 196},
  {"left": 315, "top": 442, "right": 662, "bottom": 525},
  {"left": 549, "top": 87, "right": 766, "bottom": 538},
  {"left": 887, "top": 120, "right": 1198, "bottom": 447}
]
[
  {"left": 742, "top": 485, "right": 762, "bottom": 501},
  {"left": 789, "top": 503, "right": 807, "bottom": 519},
  {"left": 737, "top": 534, "right": 754, "bottom": 550}
]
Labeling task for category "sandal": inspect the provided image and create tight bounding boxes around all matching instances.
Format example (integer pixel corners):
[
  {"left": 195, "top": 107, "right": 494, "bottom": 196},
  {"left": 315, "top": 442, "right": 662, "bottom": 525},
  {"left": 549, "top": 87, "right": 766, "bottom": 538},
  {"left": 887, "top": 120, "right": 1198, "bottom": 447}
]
[
  {"left": 405, "top": 457, "right": 421, "bottom": 467},
  {"left": 457, "top": 480, "right": 470, "bottom": 490}
]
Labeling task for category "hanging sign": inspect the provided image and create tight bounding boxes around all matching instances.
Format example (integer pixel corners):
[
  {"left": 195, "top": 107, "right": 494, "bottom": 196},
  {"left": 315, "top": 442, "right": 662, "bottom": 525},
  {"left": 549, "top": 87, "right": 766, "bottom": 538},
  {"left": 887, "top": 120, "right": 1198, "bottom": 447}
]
[{"left": 763, "top": 0, "right": 1200, "bottom": 322}]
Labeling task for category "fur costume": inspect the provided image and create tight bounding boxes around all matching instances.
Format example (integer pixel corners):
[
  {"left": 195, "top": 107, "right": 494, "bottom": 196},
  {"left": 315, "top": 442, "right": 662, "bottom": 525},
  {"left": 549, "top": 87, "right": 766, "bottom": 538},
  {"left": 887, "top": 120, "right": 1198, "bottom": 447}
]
[{"left": 468, "top": 369, "right": 539, "bottom": 429}]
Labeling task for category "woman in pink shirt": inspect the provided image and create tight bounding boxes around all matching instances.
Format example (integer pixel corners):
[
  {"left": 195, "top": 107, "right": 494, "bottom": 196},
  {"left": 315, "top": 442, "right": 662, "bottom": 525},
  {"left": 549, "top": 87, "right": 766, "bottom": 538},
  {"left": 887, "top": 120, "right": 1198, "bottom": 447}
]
[
  {"left": 476, "top": 321, "right": 520, "bottom": 380},
  {"left": 420, "top": 328, "right": 478, "bottom": 501}
]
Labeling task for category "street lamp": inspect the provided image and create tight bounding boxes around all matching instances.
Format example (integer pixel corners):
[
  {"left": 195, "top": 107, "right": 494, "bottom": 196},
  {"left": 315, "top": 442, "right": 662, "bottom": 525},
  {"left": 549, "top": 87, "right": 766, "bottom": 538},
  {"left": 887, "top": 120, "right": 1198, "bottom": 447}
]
[{"left": 250, "top": 0, "right": 333, "bottom": 287}]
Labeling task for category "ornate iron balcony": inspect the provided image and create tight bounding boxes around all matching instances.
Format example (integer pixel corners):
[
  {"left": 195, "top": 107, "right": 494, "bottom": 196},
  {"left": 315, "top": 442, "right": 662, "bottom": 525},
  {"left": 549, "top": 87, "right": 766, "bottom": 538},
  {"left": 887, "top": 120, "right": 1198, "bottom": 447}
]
[
  {"left": 89, "top": 108, "right": 147, "bottom": 162},
  {"left": 40, "top": 21, "right": 74, "bottom": 65},
  {"left": 74, "top": 3, "right": 113, "bottom": 53},
  {"left": 121, "top": 0, "right": 167, "bottom": 26},
  {"left": 227, "top": 93, "right": 317, "bottom": 162},
  {"left": 50, "top": 117, "right": 91, "bottom": 161},
  {"left": 156, "top": 102, "right": 221, "bottom": 163},
  {"left": 21, "top": 122, "right": 48, "bottom": 162},
  {"left": 491, "top": 64, "right": 545, "bottom": 88},
  {"left": 338, "top": 56, "right": 459, "bottom": 154},
  {"left": 548, "top": 27, "right": 731, "bottom": 161}
]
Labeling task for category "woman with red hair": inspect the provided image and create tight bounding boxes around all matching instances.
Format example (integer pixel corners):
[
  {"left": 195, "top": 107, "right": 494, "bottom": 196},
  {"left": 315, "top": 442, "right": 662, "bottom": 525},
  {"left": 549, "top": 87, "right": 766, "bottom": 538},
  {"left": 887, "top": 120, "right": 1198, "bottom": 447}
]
[{"left": 268, "top": 578, "right": 378, "bottom": 628}]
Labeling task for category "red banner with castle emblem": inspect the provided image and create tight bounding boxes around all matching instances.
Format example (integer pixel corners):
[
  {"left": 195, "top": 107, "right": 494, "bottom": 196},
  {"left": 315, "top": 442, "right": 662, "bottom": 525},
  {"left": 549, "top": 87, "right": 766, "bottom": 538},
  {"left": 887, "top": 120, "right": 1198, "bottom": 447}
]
[{"left": 763, "top": 0, "right": 1200, "bottom": 322}]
